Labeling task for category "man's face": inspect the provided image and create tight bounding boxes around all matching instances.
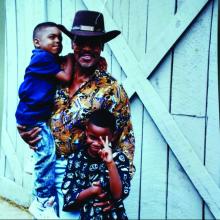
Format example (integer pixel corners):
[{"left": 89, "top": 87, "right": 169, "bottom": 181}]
[
  {"left": 73, "top": 37, "right": 102, "bottom": 69},
  {"left": 34, "top": 27, "right": 63, "bottom": 55}
]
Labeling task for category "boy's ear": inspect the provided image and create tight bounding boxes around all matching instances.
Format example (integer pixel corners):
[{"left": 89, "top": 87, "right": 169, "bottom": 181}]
[{"left": 33, "top": 38, "right": 40, "bottom": 48}]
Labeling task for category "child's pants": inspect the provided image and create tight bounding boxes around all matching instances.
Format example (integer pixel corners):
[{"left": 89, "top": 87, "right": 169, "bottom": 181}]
[{"left": 32, "top": 122, "right": 56, "bottom": 199}]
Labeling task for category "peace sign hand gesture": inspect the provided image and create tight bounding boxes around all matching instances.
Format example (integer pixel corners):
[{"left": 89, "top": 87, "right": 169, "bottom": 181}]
[{"left": 99, "top": 136, "right": 113, "bottom": 164}]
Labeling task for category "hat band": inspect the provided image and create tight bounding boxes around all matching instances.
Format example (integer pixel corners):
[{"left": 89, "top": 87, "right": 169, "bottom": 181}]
[{"left": 72, "top": 25, "right": 103, "bottom": 32}]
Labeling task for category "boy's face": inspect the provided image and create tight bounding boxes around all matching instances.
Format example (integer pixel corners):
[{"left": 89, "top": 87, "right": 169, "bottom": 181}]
[
  {"left": 34, "top": 26, "right": 62, "bottom": 55},
  {"left": 86, "top": 122, "right": 113, "bottom": 157}
]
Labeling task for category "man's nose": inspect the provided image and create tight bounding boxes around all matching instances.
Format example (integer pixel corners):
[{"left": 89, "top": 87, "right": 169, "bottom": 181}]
[{"left": 82, "top": 44, "right": 92, "bottom": 51}]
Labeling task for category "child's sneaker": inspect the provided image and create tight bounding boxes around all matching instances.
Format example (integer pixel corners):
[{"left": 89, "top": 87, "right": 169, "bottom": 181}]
[
  {"left": 28, "top": 196, "right": 58, "bottom": 219},
  {"left": 42, "top": 197, "right": 58, "bottom": 219},
  {"left": 28, "top": 197, "right": 45, "bottom": 219}
]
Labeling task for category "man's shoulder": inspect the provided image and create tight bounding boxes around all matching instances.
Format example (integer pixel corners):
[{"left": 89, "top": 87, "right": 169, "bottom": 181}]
[
  {"left": 96, "top": 70, "right": 123, "bottom": 88},
  {"left": 112, "top": 150, "right": 129, "bottom": 161}
]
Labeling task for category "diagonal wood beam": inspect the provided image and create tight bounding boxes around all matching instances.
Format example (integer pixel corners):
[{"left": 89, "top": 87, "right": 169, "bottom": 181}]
[
  {"left": 84, "top": 0, "right": 211, "bottom": 98},
  {"left": 82, "top": 0, "right": 220, "bottom": 218}
]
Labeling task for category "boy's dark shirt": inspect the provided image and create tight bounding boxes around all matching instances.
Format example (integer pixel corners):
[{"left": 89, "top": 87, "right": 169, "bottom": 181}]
[
  {"left": 62, "top": 147, "right": 130, "bottom": 220},
  {"left": 16, "top": 49, "right": 61, "bottom": 125}
]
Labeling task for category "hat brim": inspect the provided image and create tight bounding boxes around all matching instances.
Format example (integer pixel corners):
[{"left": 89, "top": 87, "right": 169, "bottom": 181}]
[{"left": 58, "top": 24, "right": 120, "bottom": 43}]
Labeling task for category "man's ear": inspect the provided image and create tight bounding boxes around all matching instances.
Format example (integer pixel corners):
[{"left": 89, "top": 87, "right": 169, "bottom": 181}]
[
  {"left": 111, "top": 131, "right": 118, "bottom": 143},
  {"left": 85, "top": 125, "right": 88, "bottom": 136},
  {"left": 33, "top": 38, "right": 40, "bottom": 48}
]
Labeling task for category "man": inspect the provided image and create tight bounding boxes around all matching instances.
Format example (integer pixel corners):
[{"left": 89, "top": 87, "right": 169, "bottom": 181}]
[{"left": 18, "top": 10, "right": 135, "bottom": 219}]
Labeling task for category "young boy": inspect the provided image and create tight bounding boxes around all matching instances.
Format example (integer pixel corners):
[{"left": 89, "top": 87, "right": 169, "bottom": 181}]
[
  {"left": 62, "top": 109, "right": 131, "bottom": 220},
  {"left": 15, "top": 22, "right": 72, "bottom": 219}
]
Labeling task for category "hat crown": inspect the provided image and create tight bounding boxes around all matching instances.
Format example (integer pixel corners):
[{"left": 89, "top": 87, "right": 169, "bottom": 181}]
[{"left": 72, "top": 10, "right": 105, "bottom": 33}]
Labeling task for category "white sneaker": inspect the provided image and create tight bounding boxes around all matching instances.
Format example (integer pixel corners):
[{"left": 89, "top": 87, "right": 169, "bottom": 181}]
[
  {"left": 28, "top": 198, "right": 45, "bottom": 219},
  {"left": 28, "top": 197, "right": 58, "bottom": 219},
  {"left": 42, "top": 199, "right": 58, "bottom": 219}
]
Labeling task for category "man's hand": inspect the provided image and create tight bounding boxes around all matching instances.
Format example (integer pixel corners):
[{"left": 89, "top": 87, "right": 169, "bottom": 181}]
[
  {"left": 91, "top": 181, "right": 103, "bottom": 196},
  {"left": 93, "top": 192, "right": 114, "bottom": 212},
  {"left": 17, "top": 124, "right": 42, "bottom": 150}
]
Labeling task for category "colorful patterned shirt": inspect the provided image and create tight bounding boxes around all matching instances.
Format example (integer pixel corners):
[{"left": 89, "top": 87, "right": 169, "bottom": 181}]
[
  {"left": 50, "top": 57, "right": 135, "bottom": 177},
  {"left": 62, "top": 148, "right": 130, "bottom": 220}
]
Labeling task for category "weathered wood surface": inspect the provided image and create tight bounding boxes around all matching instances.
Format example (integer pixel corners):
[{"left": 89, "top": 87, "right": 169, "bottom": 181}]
[{"left": 1, "top": 0, "right": 218, "bottom": 219}]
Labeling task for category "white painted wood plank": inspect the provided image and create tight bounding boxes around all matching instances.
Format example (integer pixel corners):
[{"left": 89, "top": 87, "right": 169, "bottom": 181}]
[
  {"left": 15, "top": 0, "right": 30, "bottom": 173},
  {"left": 140, "top": 0, "right": 174, "bottom": 218},
  {"left": 167, "top": 116, "right": 205, "bottom": 219},
  {"left": 128, "top": 0, "right": 148, "bottom": 61},
  {"left": 46, "top": 0, "right": 62, "bottom": 23},
  {"left": 1, "top": 128, "right": 23, "bottom": 185},
  {"left": 0, "top": 177, "right": 31, "bottom": 207},
  {"left": 5, "top": 0, "right": 18, "bottom": 149},
  {"left": 141, "top": 109, "right": 168, "bottom": 219},
  {"left": 61, "top": 0, "right": 76, "bottom": 56},
  {"left": 204, "top": 0, "right": 219, "bottom": 219},
  {"left": 124, "top": 97, "right": 143, "bottom": 220},
  {"left": 171, "top": 1, "right": 212, "bottom": 116}
]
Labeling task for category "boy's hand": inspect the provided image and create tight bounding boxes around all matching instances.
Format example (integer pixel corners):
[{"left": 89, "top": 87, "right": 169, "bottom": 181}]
[{"left": 99, "top": 136, "right": 113, "bottom": 164}]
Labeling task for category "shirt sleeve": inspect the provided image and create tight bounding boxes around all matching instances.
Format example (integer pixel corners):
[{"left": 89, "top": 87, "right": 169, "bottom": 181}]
[
  {"left": 113, "top": 151, "right": 131, "bottom": 200},
  {"left": 26, "top": 51, "right": 61, "bottom": 76},
  {"left": 102, "top": 82, "right": 136, "bottom": 178},
  {"left": 61, "top": 153, "right": 84, "bottom": 211}
]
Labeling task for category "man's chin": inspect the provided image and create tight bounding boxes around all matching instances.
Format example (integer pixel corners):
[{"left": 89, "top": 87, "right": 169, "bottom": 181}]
[{"left": 79, "top": 62, "right": 98, "bottom": 71}]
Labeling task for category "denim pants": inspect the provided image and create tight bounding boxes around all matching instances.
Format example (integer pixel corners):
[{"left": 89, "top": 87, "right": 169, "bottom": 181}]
[
  {"left": 55, "top": 158, "right": 80, "bottom": 219},
  {"left": 31, "top": 122, "right": 56, "bottom": 199}
]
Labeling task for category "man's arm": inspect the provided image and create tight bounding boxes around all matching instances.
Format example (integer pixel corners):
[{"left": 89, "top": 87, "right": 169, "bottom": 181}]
[
  {"left": 17, "top": 124, "right": 41, "bottom": 149},
  {"left": 105, "top": 83, "right": 135, "bottom": 178}
]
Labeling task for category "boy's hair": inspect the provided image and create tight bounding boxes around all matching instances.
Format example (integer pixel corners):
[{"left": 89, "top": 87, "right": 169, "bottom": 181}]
[
  {"left": 89, "top": 109, "right": 116, "bottom": 133},
  {"left": 33, "top": 22, "right": 58, "bottom": 40}
]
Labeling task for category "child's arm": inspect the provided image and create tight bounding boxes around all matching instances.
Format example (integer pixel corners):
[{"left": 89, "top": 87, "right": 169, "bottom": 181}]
[
  {"left": 55, "top": 54, "right": 73, "bottom": 82},
  {"left": 75, "top": 181, "right": 103, "bottom": 205},
  {"left": 99, "top": 136, "right": 122, "bottom": 200}
]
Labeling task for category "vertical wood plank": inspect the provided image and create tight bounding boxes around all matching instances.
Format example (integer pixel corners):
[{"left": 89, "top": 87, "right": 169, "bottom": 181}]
[
  {"left": 5, "top": 0, "right": 18, "bottom": 148},
  {"left": 46, "top": 0, "right": 62, "bottom": 23},
  {"left": 124, "top": 97, "right": 143, "bottom": 220},
  {"left": 102, "top": 0, "right": 113, "bottom": 74},
  {"left": 171, "top": 1, "right": 212, "bottom": 117},
  {"left": 204, "top": 0, "right": 218, "bottom": 219},
  {"left": 168, "top": 1, "right": 213, "bottom": 218},
  {"left": 141, "top": 0, "right": 175, "bottom": 218},
  {"left": 167, "top": 116, "right": 205, "bottom": 219},
  {"left": 128, "top": 0, "right": 148, "bottom": 61},
  {"left": 0, "top": 0, "right": 6, "bottom": 178},
  {"left": 61, "top": 0, "right": 76, "bottom": 55},
  {"left": 126, "top": 0, "right": 147, "bottom": 218}
]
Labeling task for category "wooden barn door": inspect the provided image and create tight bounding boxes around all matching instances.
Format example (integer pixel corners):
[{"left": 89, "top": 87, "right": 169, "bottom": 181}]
[{"left": 0, "top": 0, "right": 219, "bottom": 219}]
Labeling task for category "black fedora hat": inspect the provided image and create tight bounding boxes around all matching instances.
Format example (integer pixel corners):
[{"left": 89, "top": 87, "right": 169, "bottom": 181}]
[{"left": 58, "top": 10, "right": 120, "bottom": 43}]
